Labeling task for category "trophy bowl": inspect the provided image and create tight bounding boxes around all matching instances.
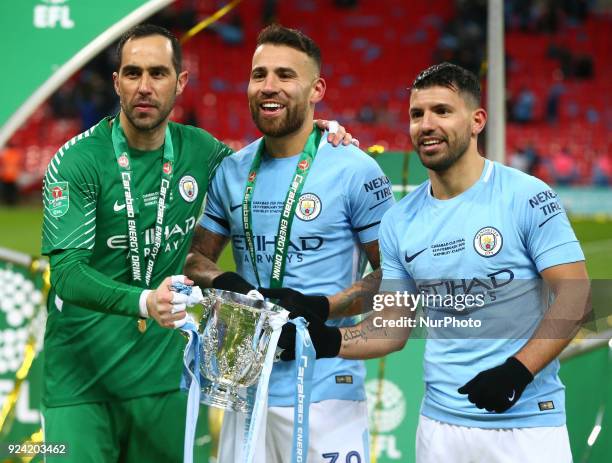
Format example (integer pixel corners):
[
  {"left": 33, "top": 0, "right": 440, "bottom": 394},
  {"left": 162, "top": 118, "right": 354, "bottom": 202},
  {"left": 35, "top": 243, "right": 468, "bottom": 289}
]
[{"left": 198, "top": 288, "right": 282, "bottom": 412}]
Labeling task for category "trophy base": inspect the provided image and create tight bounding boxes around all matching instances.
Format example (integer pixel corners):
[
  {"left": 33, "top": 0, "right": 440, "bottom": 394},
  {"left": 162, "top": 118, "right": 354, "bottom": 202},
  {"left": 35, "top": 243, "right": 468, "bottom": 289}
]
[{"left": 201, "top": 382, "right": 252, "bottom": 413}]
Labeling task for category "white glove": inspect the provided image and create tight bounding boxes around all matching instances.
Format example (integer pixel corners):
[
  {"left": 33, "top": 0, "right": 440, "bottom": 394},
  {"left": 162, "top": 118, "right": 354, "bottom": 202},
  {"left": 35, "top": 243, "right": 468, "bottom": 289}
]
[{"left": 247, "top": 289, "right": 265, "bottom": 301}]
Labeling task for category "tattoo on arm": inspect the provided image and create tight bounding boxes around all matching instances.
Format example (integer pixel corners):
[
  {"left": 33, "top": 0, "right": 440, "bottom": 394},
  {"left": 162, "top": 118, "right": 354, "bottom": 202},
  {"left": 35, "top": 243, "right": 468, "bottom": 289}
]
[
  {"left": 330, "top": 270, "right": 381, "bottom": 318},
  {"left": 341, "top": 318, "right": 388, "bottom": 345},
  {"left": 339, "top": 305, "right": 411, "bottom": 359},
  {"left": 329, "top": 240, "right": 382, "bottom": 318}
]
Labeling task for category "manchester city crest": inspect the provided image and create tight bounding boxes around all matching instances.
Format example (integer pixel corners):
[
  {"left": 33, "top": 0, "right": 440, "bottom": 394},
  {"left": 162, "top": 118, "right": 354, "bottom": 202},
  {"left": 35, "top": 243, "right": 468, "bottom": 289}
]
[
  {"left": 179, "top": 175, "right": 198, "bottom": 202},
  {"left": 473, "top": 226, "right": 503, "bottom": 257},
  {"left": 295, "top": 193, "right": 321, "bottom": 221}
]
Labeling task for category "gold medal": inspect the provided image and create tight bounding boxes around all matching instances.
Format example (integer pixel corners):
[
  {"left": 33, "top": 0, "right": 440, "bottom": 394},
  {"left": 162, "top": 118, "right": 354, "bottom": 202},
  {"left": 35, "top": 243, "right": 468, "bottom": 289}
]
[{"left": 137, "top": 318, "right": 147, "bottom": 333}]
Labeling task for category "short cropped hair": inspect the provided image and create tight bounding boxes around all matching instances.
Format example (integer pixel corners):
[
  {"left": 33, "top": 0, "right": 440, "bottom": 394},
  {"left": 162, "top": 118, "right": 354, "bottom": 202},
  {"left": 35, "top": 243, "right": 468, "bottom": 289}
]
[
  {"left": 116, "top": 24, "right": 182, "bottom": 74},
  {"left": 411, "top": 62, "right": 481, "bottom": 107},
  {"left": 256, "top": 24, "right": 321, "bottom": 72}
]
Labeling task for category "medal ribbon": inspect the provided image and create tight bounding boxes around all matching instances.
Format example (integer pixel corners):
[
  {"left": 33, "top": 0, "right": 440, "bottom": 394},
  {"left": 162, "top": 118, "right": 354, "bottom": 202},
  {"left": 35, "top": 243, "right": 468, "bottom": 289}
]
[
  {"left": 111, "top": 117, "right": 174, "bottom": 287},
  {"left": 242, "top": 127, "right": 322, "bottom": 288}
]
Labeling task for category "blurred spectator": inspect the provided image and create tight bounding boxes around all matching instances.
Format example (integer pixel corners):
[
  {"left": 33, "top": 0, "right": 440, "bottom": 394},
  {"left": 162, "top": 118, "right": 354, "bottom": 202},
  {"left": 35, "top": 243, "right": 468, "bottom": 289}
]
[
  {"left": 211, "top": 14, "right": 244, "bottom": 46},
  {"left": 433, "top": 0, "right": 486, "bottom": 75},
  {"left": 539, "top": 3, "right": 559, "bottom": 33},
  {"left": 335, "top": 0, "right": 359, "bottom": 7},
  {"left": 546, "top": 76, "right": 565, "bottom": 123},
  {"left": 50, "top": 81, "right": 78, "bottom": 118},
  {"left": 547, "top": 146, "right": 579, "bottom": 185},
  {"left": 512, "top": 86, "right": 536, "bottom": 123},
  {"left": 509, "top": 147, "right": 531, "bottom": 173},
  {"left": 523, "top": 142, "right": 540, "bottom": 175},
  {"left": 586, "top": 107, "right": 600, "bottom": 124},
  {"left": 562, "top": 0, "right": 589, "bottom": 24},
  {"left": 0, "top": 142, "right": 22, "bottom": 205},
  {"left": 548, "top": 43, "right": 594, "bottom": 79},
  {"left": 505, "top": 0, "right": 535, "bottom": 32},
  {"left": 263, "top": 0, "right": 278, "bottom": 25},
  {"left": 357, "top": 102, "right": 378, "bottom": 124},
  {"left": 573, "top": 54, "right": 594, "bottom": 79},
  {"left": 591, "top": 155, "right": 612, "bottom": 187},
  {"left": 510, "top": 142, "right": 539, "bottom": 174}
]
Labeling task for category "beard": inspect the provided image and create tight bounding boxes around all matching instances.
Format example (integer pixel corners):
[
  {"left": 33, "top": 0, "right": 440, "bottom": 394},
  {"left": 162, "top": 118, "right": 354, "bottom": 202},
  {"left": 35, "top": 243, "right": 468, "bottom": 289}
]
[
  {"left": 416, "top": 127, "right": 472, "bottom": 172},
  {"left": 121, "top": 95, "right": 175, "bottom": 132},
  {"left": 249, "top": 99, "right": 307, "bottom": 137}
]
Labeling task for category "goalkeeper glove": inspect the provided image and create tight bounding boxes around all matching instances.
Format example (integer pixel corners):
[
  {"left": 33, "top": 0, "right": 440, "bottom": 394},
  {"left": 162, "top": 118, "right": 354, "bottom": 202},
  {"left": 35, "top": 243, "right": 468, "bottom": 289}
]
[
  {"left": 458, "top": 357, "right": 534, "bottom": 413},
  {"left": 212, "top": 272, "right": 254, "bottom": 295},
  {"left": 277, "top": 318, "right": 341, "bottom": 361},
  {"left": 258, "top": 287, "right": 330, "bottom": 322}
]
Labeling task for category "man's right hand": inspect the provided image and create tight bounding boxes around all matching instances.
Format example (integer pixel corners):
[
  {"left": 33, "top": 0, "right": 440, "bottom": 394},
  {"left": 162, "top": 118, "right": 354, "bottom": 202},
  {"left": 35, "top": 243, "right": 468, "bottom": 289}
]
[
  {"left": 258, "top": 287, "right": 329, "bottom": 322},
  {"left": 146, "top": 276, "right": 192, "bottom": 329},
  {"left": 278, "top": 317, "right": 341, "bottom": 361},
  {"left": 212, "top": 271, "right": 255, "bottom": 294}
]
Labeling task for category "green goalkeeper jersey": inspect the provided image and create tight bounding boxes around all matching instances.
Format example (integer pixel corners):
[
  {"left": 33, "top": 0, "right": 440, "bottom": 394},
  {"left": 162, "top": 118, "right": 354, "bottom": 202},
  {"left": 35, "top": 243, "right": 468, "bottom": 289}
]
[{"left": 41, "top": 117, "right": 232, "bottom": 406}]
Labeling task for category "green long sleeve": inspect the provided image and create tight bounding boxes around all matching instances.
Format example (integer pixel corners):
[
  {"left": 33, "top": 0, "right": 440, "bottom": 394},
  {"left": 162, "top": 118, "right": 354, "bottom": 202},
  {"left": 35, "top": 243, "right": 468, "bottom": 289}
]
[{"left": 50, "top": 248, "right": 143, "bottom": 317}]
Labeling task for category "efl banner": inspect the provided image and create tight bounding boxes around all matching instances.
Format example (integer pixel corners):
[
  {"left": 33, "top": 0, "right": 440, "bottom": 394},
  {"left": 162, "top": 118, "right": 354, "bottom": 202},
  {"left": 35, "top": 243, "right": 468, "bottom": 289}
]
[
  {"left": 0, "top": 0, "right": 173, "bottom": 147},
  {"left": 0, "top": 254, "right": 47, "bottom": 461},
  {"left": 365, "top": 341, "right": 425, "bottom": 463}
]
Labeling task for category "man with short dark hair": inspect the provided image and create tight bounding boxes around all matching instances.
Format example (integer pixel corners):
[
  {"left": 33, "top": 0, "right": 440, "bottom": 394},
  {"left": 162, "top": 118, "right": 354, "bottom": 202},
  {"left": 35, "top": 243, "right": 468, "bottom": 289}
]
[
  {"left": 293, "top": 62, "right": 589, "bottom": 462},
  {"left": 185, "top": 24, "right": 392, "bottom": 462}
]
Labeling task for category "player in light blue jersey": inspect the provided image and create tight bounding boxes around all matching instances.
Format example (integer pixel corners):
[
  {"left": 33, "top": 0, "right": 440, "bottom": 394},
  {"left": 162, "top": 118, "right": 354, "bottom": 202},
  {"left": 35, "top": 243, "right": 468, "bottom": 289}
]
[
  {"left": 297, "top": 63, "right": 590, "bottom": 463},
  {"left": 184, "top": 25, "right": 393, "bottom": 462}
]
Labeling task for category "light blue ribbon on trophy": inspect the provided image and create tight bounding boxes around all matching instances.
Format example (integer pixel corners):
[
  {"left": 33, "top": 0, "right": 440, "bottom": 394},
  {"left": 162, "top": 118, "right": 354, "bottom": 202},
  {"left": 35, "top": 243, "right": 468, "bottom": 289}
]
[
  {"left": 172, "top": 281, "right": 203, "bottom": 463},
  {"left": 240, "top": 313, "right": 286, "bottom": 463},
  {"left": 179, "top": 317, "right": 201, "bottom": 463},
  {"left": 290, "top": 317, "right": 316, "bottom": 463}
]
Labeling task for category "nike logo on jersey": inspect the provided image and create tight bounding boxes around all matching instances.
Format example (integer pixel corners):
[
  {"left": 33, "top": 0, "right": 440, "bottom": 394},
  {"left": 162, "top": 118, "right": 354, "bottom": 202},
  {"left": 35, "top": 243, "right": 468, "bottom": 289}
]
[
  {"left": 230, "top": 203, "right": 242, "bottom": 212},
  {"left": 538, "top": 211, "right": 563, "bottom": 228},
  {"left": 113, "top": 200, "right": 126, "bottom": 212},
  {"left": 508, "top": 390, "right": 516, "bottom": 402},
  {"left": 405, "top": 248, "right": 427, "bottom": 263}
]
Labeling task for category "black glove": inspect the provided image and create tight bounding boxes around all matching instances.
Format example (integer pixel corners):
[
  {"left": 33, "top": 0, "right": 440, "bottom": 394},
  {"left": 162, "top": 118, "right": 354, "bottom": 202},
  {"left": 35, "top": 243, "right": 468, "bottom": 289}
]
[
  {"left": 458, "top": 357, "right": 534, "bottom": 413},
  {"left": 212, "top": 272, "right": 254, "bottom": 295},
  {"left": 277, "top": 318, "right": 341, "bottom": 361},
  {"left": 258, "top": 287, "right": 330, "bottom": 322}
]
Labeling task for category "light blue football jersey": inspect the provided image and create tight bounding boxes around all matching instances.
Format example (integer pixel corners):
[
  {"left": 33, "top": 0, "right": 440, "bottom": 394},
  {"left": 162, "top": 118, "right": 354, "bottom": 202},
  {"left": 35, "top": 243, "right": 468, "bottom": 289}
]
[
  {"left": 379, "top": 159, "right": 584, "bottom": 428},
  {"left": 201, "top": 132, "right": 394, "bottom": 406}
]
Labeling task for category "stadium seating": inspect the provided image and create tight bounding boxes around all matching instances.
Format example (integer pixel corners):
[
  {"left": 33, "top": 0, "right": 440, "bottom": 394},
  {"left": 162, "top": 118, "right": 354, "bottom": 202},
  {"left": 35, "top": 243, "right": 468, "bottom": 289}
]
[{"left": 7, "top": 1, "right": 610, "bottom": 188}]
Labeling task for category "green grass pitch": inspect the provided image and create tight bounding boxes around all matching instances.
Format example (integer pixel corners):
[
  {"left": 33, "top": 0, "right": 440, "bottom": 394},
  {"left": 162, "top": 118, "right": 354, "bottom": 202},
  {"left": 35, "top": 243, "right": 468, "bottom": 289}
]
[{"left": 0, "top": 205, "right": 610, "bottom": 278}]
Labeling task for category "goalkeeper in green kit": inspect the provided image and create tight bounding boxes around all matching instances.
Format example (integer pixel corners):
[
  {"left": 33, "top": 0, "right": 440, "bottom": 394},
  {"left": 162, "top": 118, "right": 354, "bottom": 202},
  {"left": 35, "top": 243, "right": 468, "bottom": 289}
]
[{"left": 41, "top": 24, "right": 350, "bottom": 462}]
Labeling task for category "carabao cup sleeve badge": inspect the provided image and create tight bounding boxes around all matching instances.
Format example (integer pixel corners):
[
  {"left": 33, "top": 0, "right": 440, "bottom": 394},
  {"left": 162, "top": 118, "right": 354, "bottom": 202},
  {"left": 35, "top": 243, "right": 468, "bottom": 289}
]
[{"left": 47, "top": 182, "right": 70, "bottom": 218}]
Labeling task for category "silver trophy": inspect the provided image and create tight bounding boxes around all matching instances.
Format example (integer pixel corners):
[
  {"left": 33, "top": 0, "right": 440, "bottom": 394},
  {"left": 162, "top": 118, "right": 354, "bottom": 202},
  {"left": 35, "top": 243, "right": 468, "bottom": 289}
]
[{"left": 198, "top": 288, "right": 285, "bottom": 413}]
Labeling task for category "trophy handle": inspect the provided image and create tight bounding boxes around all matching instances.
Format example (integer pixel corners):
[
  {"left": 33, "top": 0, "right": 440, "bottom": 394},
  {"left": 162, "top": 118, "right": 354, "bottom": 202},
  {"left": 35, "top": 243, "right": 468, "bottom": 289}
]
[{"left": 199, "top": 288, "right": 217, "bottom": 326}]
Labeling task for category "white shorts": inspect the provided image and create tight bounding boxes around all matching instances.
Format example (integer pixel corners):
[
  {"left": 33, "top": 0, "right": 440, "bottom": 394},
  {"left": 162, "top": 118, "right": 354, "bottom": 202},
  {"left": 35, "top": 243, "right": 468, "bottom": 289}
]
[
  {"left": 416, "top": 415, "right": 572, "bottom": 463},
  {"left": 218, "top": 399, "right": 369, "bottom": 463}
]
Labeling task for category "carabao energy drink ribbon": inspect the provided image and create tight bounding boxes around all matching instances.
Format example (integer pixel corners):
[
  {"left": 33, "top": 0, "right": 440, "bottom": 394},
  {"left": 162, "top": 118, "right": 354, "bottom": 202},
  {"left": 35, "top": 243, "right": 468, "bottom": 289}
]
[{"left": 290, "top": 317, "right": 316, "bottom": 463}]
